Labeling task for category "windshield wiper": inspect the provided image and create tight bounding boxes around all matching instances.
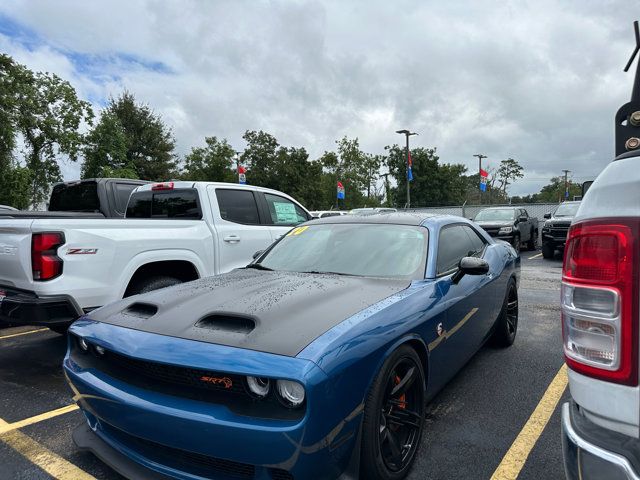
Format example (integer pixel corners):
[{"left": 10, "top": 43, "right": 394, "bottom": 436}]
[{"left": 245, "top": 263, "right": 274, "bottom": 271}]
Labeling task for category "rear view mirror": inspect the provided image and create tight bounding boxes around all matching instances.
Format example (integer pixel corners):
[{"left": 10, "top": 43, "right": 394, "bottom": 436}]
[
  {"left": 452, "top": 257, "right": 490, "bottom": 284},
  {"left": 543, "top": 213, "right": 551, "bottom": 219}
]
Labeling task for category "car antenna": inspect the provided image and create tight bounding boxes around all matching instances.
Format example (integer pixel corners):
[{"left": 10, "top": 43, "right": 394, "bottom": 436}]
[{"left": 616, "top": 20, "right": 640, "bottom": 157}]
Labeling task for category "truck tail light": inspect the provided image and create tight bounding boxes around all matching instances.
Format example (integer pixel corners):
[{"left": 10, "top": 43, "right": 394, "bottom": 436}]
[
  {"left": 32, "top": 232, "right": 65, "bottom": 281},
  {"left": 151, "top": 182, "right": 174, "bottom": 191},
  {"left": 561, "top": 220, "right": 639, "bottom": 386}
]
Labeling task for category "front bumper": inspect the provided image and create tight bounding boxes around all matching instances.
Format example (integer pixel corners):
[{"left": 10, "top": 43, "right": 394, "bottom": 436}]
[
  {"left": 0, "top": 285, "right": 82, "bottom": 326},
  {"left": 562, "top": 402, "right": 640, "bottom": 480},
  {"left": 64, "top": 319, "right": 363, "bottom": 480}
]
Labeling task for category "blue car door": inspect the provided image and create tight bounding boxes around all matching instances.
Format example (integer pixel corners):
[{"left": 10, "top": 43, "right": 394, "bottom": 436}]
[{"left": 432, "top": 224, "right": 497, "bottom": 376}]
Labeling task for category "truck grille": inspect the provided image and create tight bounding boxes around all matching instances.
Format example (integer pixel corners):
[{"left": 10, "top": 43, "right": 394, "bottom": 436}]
[{"left": 549, "top": 226, "right": 569, "bottom": 241}]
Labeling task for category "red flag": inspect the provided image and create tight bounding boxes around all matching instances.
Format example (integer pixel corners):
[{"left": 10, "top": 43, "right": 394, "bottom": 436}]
[
  {"left": 407, "top": 150, "right": 412, "bottom": 168},
  {"left": 480, "top": 168, "right": 488, "bottom": 178},
  {"left": 238, "top": 166, "right": 246, "bottom": 174}
]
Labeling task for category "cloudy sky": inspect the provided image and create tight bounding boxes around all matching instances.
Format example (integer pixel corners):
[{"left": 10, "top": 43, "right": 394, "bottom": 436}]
[{"left": 0, "top": 0, "right": 636, "bottom": 195}]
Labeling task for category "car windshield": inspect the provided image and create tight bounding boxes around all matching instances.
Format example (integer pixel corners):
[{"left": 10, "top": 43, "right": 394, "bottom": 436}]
[
  {"left": 257, "top": 223, "right": 428, "bottom": 279},
  {"left": 474, "top": 209, "right": 515, "bottom": 221},
  {"left": 554, "top": 203, "right": 580, "bottom": 217}
]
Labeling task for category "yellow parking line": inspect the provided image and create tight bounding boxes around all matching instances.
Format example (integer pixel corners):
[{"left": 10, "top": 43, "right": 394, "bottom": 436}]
[
  {"left": 0, "top": 404, "right": 79, "bottom": 435},
  {"left": 490, "top": 364, "right": 568, "bottom": 480},
  {"left": 0, "top": 328, "right": 49, "bottom": 340},
  {"left": 528, "top": 253, "right": 543, "bottom": 260},
  {"left": 0, "top": 415, "right": 95, "bottom": 479}
]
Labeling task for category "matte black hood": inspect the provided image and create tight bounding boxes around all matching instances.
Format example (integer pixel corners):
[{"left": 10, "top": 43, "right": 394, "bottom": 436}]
[{"left": 89, "top": 269, "right": 410, "bottom": 357}]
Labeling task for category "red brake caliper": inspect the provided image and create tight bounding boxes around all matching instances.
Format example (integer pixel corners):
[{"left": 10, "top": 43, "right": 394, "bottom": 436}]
[{"left": 395, "top": 375, "right": 407, "bottom": 410}]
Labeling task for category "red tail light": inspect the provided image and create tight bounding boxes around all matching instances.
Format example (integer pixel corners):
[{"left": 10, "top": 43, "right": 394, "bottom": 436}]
[
  {"left": 32, "top": 232, "right": 65, "bottom": 281},
  {"left": 561, "top": 219, "right": 638, "bottom": 386}
]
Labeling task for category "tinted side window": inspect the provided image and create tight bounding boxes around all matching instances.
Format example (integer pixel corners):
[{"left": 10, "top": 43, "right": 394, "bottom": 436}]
[
  {"left": 215, "top": 189, "right": 260, "bottom": 225},
  {"left": 436, "top": 225, "right": 474, "bottom": 275},
  {"left": 461, "top": 225, "right": 487, "bottom": 257},
  {"left": 49, "top": 182, "right": 100, "bottom": 212},
  {"left": 264, "top": 193, "right": 308, "bottom": 226},
  {"left": 126, "top": 189, "right": 201, "bottom": 219},
  {"left": 113, "top": 183, "right": 140, "bottom": 214}
]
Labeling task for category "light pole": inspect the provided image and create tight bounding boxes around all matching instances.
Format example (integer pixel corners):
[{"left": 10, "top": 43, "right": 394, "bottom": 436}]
[
  {"left": 562, "top": 169, "right": 571, "bottom": 201},
  {"left": 396, "top": 129, "right": 417, "bottom": 208},
  {"left": 473, "top": 154, "right": 487, "bottom": 204}
]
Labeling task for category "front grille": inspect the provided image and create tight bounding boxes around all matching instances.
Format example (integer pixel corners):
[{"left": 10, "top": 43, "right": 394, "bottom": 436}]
[
  {"left": 71, "top": 340, "right": 305, "bottom": 420},
  {"left": 103, "top": 349, "right": 247, "bottom": 395},
  {"left": 102, "top": 422, "right": 256, "bottom": 478},
  {"left": 482, "top": 228, "right": 500, "bottom": 236},
  {"left": 549, "top": 226, "right": 569, "bottom": 241}
]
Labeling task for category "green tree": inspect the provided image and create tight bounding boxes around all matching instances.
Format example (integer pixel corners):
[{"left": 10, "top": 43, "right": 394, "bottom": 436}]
[
  {"left": 8, "top": 62, "right": 94, "bottom": 207},
  {"left": 83, "top": 92, "right": 176, "bottom": 181},
  {"left": 319, "top": 137, "right": 370, "bottom": 209},
  {"left": 81, "top": 112, "right": 130, "bottom": 178},
  {"left": 495, "top": 158, "right": 524, "bottom": 195},
  {"left": 386, "top": 145, "right": 468, "bottom": 207},
  {"left": 537, "top": 176, "right": 581, "bottom": 202},
  {"left": 0, "top": 158, "right": 32, "bottom": 209},
  {"left": 182, "top": 136, "right": 236, "bottom": 182}
]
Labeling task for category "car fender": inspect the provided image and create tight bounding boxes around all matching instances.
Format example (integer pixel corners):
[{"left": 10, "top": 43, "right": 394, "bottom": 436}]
[{"left": 116, "top": 249, "right": 207, "bottom": 299}]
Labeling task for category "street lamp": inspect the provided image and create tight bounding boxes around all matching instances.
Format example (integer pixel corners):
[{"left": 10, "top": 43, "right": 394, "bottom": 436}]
[{"left": 396, "top": 129, "right": 418, "bottom": 208}]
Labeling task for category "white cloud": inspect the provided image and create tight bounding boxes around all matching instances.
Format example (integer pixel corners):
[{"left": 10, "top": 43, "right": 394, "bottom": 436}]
[{"left": 0, "top": 0, "right": 635, "bottom": 195}]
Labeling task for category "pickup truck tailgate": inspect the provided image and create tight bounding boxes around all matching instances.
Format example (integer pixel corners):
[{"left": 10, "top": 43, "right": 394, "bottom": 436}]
[{"left": 0, "top": 219, "right": 35, "bottom": 290}]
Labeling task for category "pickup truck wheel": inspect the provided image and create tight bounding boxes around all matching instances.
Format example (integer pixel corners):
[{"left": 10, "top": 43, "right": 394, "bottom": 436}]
[
  {"left": 542, "top": 242, "right": 554, "bottom": 259},
  {"left": 491, "top": 279, "right": 518, "bottom": 348},
  {"left": 129, "top": 276, "right": 182, "bottom": 296},
  {"left": 511, "top": 234, "right": 520, "bottom": 254},
  {"left": 527, "top": 230, "right": 538, "bottom": 251}
]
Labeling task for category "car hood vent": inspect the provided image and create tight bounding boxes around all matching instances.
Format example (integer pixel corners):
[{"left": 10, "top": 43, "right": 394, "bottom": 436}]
[
  {"left": 196, "top": 314, "right": 256, "bottom": 334},
  {"left": 123, "top": 303, "right": 158, "bottom": 319}
]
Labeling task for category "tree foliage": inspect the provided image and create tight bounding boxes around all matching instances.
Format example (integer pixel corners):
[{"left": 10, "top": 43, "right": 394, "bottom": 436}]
[
  {"left": 82, "top": 92, "right": 176, "bottom": 181},
  {"left": 181, "top": 136, "right": 236, "bottom": 182}
]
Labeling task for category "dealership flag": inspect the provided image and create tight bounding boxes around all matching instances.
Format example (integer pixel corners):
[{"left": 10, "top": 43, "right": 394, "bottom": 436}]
[
  {"left": 337, "top": 181, "right": 345, "bottom": 199},
  {"left": 407, "top": 150, "right": 414, "bottom": 181},
  {"left": 479, "top": 168, "right": 488, "bottom": 192},
  {"left": 238, "top": 165, "right": 247, "bottom": 184}
]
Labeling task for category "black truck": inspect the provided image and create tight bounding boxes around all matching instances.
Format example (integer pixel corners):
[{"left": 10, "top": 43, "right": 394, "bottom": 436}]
[
  {"left": 473, "top": 206, "right": 539, "bottom": 253},
  {"left": 0, "top": 178, "right": 149, "bottom": 219},
  {"left": 540, "top": 200, "right": 581, "bottom": 259}
]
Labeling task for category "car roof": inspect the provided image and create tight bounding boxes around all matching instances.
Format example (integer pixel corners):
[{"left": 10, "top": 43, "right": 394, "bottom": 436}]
[{"left": 309, "top": 211, "right": 460, "bottom": 226}]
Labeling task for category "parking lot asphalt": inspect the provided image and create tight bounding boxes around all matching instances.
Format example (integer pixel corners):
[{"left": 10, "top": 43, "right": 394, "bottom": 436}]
[{"left": 0, "top": 251, "right": 567, "bottom": 480}]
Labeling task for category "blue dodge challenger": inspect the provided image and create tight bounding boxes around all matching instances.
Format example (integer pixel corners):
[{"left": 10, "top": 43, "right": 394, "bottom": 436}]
[{"left": 64, "top": 212, "right": 520, "bottom": 480}]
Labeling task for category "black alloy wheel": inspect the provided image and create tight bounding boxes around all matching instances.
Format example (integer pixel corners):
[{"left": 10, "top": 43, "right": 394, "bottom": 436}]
[
  {"left": 512, "top": 234, "right": 521, "bottom": 254},
  {"left": 492, "top": 279, "right": 518, "bottom": 347},
  {"left": 361, "top": 346, "right": 425, "bottom": 480}
]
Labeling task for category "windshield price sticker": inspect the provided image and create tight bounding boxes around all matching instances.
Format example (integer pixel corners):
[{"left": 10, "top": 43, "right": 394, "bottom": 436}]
[
  {"left": 288, "top": 226, "right": 309, "bottom": 236},
  {"left": 274, "top": 202, "right": 299, "bottom": 223}
]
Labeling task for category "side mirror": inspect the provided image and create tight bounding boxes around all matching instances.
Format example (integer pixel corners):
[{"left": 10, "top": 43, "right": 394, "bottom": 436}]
[
  {"left": 543, "top": 213, "right": 551, "bottom": 219},
  {"left": 452, "top": 257, "right": 490, "bottom": 284},
  {"left": 518, "top": 215, "right": 527, "bottom": 222},
  {"left": 252, "top": 250, "right": 264, "bottom": 260}
]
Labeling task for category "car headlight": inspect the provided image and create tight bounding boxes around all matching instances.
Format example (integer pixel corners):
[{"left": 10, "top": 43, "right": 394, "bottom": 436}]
[
  {"left": 498, "top": 226, "right": 513, "bottom": 234},
  {"left": 246, "top": 376, "right": 270, "bottom": 397},
  {"left": 276, "top": 380, "right": 305, "bottom": 408}
]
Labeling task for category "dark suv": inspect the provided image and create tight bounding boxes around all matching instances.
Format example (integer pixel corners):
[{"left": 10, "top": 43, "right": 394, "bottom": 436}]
[{"left": 540, "top": 201, "right": 581, "bottom": 259}]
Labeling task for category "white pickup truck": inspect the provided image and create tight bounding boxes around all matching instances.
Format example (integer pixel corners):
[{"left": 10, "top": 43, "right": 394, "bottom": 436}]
[
  {"left": 561, "top": 22, "right": 640, "bottom": 480},
  {"left": 0, "top": 181, "right": 310, "bottom": 333}
]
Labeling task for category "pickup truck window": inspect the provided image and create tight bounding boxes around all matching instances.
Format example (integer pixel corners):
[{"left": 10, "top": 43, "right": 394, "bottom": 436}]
[
  {"left": 49, "top": 181, "right": 100, "bottom": 212},
  {"left": 215, "top": 189, "right": 260, "bottom": 225},
  {"left": 474, "top": 209, "right": 515, "bottom": 221},
  {"left": 126, "top": 189, "right": 202, "bottom": 219},
  {"left": 263, "top": 193, "right": 308, "bottom": 225},
  {"left": 113, "top": 182, "right": 141, "bottom": 214}
]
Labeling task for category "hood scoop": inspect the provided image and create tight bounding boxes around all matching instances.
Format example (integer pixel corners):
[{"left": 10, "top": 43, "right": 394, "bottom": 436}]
[
  {"left": 196, "top": 314, "right": 256, "bottom": 334},
  {"left": 123, "top": 303, "right": 158, "bottom": 319}
]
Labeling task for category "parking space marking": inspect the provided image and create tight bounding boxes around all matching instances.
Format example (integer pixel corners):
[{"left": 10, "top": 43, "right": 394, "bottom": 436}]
[
  {"left": 0, "top": 404, "right": 79, "bottom": 435},
  {"left": 528, "top": 253, "right": 543, "bottom": 260},
  {"left": 489, "top": 364, "right": 568, "bottom": 480},
  {"left": 0, "top": 328, "right": 49, "bottom": 340},
  {"left": 0, "top": 416, "right": 95, "bottom": 479}
]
